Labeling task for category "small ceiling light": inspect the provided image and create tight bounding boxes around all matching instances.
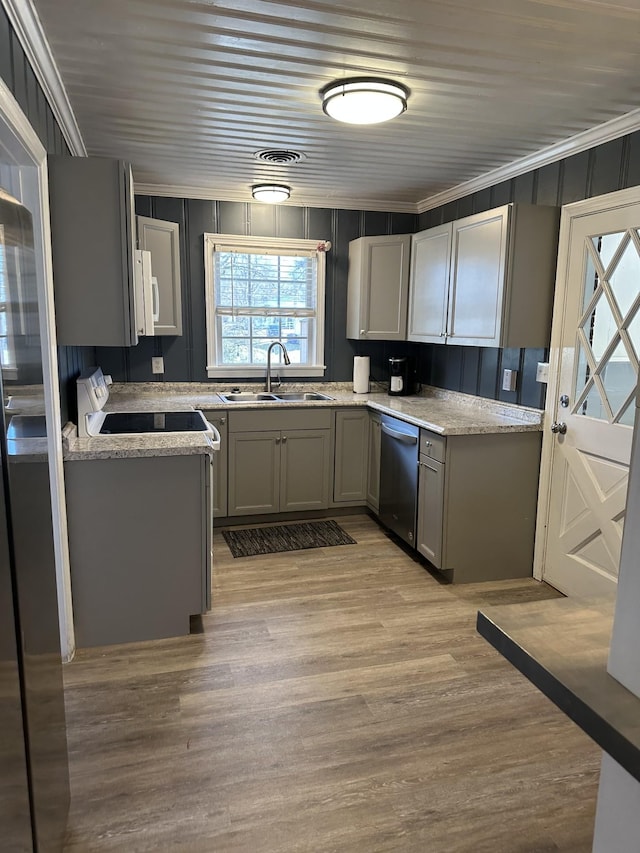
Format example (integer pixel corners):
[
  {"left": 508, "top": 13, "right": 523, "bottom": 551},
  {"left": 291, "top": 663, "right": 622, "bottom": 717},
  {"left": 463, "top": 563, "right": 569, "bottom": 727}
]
[
  {"left": 320, "top": 77, "right": 409, "bottom": 125},
  {"left": 251, "top": 184, "right": 290, "bottom": 203}
]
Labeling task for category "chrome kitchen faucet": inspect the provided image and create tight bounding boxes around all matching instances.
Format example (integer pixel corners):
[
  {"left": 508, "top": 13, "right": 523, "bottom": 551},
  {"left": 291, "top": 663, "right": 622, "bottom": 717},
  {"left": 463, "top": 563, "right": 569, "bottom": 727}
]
[{"left": 265, "top": 341, "right": 291, "bottom": 392}]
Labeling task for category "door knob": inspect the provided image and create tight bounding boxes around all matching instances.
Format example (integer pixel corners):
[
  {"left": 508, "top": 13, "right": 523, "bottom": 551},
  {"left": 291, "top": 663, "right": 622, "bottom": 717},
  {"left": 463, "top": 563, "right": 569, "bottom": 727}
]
[{"left": 550, "top": 421, "right": 567, "bottom": 435}]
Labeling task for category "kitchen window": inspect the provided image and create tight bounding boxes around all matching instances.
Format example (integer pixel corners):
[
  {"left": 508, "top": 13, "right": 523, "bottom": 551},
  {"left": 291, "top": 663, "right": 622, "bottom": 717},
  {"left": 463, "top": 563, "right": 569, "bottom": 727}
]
[{"left": 204, "top": 234, "right": 329, "bottom": 378}]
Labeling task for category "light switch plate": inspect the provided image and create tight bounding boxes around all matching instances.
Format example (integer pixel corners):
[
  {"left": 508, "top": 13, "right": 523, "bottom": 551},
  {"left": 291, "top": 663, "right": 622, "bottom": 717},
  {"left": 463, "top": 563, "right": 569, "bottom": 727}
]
[
  {"left": 536, "top": 362, "right": 550, "bottom": 383},
  {"left": 502, "top": 368, "right": 517, "bottom": 392},
  {"left": 151, "top": 356, "right": 164, "bottom": 374}
]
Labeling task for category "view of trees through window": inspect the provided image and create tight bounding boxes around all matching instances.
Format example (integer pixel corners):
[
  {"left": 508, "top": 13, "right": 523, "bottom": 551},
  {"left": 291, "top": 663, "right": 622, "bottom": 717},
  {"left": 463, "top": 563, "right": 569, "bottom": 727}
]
[{"left": 214, "top": 250, "right": 316, "bottom": 366}]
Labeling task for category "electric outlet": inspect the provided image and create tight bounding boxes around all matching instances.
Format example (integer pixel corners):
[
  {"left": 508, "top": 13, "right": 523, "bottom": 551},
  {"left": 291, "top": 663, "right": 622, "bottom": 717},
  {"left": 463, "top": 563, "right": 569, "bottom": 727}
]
[
  {"left": 151, "top": 357, "right": 164, "bottom": 374},
  {"left": 502, "top": 368, "right": 517, "bottom": 392},
  {"left": 536, "top": 362, "right": 550, "bottom": 383}
]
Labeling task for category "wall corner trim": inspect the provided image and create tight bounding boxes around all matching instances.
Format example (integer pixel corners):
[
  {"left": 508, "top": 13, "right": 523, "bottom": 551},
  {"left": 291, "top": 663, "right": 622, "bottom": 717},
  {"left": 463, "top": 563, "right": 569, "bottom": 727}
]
[{"left": 2, "top": 0, "right": 86, "bottom": 156}]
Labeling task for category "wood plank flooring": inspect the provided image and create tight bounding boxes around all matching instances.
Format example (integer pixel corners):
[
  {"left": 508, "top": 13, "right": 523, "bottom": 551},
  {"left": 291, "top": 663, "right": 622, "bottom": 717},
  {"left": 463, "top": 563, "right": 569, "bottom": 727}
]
[{"left": 62, "top": 514, "right": 601, "bottom": 852}]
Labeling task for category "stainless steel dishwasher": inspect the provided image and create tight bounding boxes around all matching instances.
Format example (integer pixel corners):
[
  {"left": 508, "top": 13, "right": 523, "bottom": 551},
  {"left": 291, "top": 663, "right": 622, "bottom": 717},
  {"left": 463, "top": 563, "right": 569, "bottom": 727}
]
[{"left": 379, "top": 414, "right": 419, "bottom": 547}]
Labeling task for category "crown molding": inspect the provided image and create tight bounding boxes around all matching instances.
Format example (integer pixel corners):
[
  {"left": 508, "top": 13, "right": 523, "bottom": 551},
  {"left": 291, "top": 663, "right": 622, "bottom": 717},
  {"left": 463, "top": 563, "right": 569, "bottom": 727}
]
[
  {"left": 416, "top": 108, "right": 640, "bottom": 213},
  {"left": 134, "top": 182, "right": 419, "bottom": 214},
  {"left": 2, "top": 0, "right": 86, "bottom": 156}
]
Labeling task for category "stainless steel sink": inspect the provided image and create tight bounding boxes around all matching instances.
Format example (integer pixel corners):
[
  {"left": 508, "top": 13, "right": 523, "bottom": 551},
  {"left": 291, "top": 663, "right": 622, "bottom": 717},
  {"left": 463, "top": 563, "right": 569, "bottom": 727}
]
[
  {"left": 273, "top": 392, "right": 334, "bottom": 401},
  {"left": 217, "top": 391, "right": 334, "bottom": 403},
  {"left": 217, "top": 393, "right": 279, "bottom": 402}
]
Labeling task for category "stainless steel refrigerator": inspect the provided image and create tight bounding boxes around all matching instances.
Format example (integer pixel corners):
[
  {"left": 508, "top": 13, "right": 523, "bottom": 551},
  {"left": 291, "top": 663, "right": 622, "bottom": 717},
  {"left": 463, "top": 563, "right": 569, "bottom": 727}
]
[{"left": 0, "top": 188, "right": 69, "bottom": 850}]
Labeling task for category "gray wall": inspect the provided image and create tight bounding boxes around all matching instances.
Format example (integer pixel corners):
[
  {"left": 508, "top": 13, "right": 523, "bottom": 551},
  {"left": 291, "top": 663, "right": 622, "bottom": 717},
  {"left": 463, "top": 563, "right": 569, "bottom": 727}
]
[
  {"left": 96, "top": 199, "right": 418, "bottom": 384},
  {"left": 415, "top": 132, "right": 640, "bottom": 409},
  {"left": 97, "top": 131, "right": 640, "bottom": 409},
  {"left": 6, "top": 0, "right": 640, "bottom": 414},
  {"left": 0, "top": 6, "right": 93, "bottom": 425}
]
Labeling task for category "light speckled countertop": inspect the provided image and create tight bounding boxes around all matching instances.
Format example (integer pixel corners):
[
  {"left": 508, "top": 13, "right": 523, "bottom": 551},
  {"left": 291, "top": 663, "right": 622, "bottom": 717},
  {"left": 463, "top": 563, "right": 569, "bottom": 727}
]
[
  {"left": 62, "top": 381, "right": 542, "bottom": 461},
  {"left": 106, "top": 381, "right": 542, "bottom": 433}
]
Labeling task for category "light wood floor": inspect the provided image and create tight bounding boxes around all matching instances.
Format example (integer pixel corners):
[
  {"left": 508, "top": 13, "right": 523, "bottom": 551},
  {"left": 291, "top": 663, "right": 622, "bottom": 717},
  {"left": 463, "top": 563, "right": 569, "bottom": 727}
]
[{"left": 62, "top": 514, "right": 600, "bottom": 852}]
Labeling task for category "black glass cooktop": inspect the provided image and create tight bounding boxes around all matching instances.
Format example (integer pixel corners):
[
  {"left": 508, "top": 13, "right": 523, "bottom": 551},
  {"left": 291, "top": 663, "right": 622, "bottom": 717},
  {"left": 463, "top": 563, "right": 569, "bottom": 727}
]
[{"left": 99, "top": 411, "right": 207, "bottom": 434}]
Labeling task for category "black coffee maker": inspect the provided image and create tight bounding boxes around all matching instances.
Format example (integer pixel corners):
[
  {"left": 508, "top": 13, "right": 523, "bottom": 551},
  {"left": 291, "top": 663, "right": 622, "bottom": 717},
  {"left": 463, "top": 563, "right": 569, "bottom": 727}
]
[{"left": 388, "top": 357, "right": 411, "bottom": 396}]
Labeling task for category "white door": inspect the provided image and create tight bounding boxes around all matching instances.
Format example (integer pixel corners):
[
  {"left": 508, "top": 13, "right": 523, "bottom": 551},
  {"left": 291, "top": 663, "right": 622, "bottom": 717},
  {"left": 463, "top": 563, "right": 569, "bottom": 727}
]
[{"left": 540, "top": 189, "right": 640, "bottom": 597}]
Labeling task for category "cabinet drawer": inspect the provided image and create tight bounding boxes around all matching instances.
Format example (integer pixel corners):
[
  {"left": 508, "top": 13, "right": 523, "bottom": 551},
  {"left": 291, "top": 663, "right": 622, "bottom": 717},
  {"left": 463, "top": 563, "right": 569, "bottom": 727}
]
[
  {"left": 229, "top": 408, "right": 332, "bottom": 432},
  {"left": 420, "top": 429, "right": 446, "bottom": 462}
]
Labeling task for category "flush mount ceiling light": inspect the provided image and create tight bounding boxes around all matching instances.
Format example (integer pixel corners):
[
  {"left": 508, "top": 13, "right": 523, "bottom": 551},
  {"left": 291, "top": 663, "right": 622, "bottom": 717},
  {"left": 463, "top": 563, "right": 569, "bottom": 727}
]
[
  {"left": 251, "top": 184, "right": 291, "bottom": 203},
  {"left": 320, "top": 77, "right": 409, "bottom": 125}
]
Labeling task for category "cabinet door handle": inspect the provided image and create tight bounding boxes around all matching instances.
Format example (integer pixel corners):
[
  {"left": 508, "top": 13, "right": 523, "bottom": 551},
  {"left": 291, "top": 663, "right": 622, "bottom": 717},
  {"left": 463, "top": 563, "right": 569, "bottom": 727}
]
[
  {"left": 360, "top": 329, "right": 367, "bottom": 336},
  {"left": 275, "top": 437, "right": 281, "bottom": 444},
  {"left": 282, "top": 435, "right": 287, "bottom": 443},
  {"left": 219, "top": 417, "right": 226, "bottom": 425}
]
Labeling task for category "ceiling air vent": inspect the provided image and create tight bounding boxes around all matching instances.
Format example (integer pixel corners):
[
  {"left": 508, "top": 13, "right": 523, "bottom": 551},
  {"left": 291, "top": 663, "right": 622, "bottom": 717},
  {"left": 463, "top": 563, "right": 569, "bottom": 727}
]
[{"left": 254, "top": 149, "right": 305, "bottom": 165}]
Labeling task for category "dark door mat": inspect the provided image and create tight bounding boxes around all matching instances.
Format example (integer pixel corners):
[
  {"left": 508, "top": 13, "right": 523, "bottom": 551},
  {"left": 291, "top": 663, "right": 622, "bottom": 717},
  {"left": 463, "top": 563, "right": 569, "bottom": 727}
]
[{"left": 221, "top": 520, "right": 357, "bottom": 558}]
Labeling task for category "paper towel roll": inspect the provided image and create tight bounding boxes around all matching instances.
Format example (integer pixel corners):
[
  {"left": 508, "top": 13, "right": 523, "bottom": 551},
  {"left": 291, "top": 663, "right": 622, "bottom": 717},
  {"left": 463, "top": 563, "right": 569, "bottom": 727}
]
[{"left": 353, "top": 356, "right": 370, "bottom": 394}]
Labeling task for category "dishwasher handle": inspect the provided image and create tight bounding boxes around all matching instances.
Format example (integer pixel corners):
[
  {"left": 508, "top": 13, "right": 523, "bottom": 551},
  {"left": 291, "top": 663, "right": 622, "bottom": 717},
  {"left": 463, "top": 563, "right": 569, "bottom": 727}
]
[{"left": 381, "top": 423, "right": 418, "bottom": 445}]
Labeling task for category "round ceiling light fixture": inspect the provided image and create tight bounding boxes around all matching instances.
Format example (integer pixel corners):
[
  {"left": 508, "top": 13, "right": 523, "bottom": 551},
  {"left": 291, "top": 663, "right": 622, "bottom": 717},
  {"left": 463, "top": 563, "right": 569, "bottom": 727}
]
[
  {"left": 320, "top": 77, "right": 409, "bottom": 125},
  {"left": 251, "top": 184, "right": 291, "bottom": 203}
]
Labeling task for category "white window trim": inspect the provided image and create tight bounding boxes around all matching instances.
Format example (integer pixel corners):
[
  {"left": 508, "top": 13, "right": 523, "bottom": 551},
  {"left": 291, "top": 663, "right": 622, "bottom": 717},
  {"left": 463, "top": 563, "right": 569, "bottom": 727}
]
[{"left": 204, "top": 233, "right": 328, "bottom": 379}]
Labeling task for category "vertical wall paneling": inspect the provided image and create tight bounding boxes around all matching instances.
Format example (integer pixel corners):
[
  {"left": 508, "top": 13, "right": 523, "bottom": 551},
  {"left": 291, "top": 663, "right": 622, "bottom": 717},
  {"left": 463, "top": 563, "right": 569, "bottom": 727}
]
[
  {"left": 279, "top": 204, "right": 305, "bottom": 239},
  {"left": 560, "top": 150, "right": 592, "bottom": 204},
  {"left": 363, "top": 210, "right": 388, "bottom": 236},
  {"left": 456, "top": 194, "right": 474, "bottom": 219},
  {"left": 1, "top": 8, "right": 89, "bottom": 426},
  {"left": 460, "top": 347, "right": 481, "bottom": 396},
  {"left": 9, "top": 31, "right": 28, "bottom": 115},
  {"left": 590, "top": 138, "right": 626, "bottom": 198},
  {"left": 218, "top": 201, "right": 248, "bottom": 235},
  {"left": 478, "top": 348, "right": 500, "bottom": 400},
  {"left": 0, "top": 8, "right": 12, "bottom": 86},
  {"left": 535, "top": 161, "right": 562, "bottom": 206},
  {"left": 513, "top": 171, "right": 536, "bottom": 204},
  {"left": 472, "top": 188, "right": 492, "bottom": 214},
  {"left": 626, "top": 134, "right": 640, "bottom": 189},
  {"left": 75, "top": 126, "right": 640, "bottom": 412},
  {"left": 248, "top": 201, "right": 277, "bottom": 238},
  {"left": 490, "top": 179, "right": 513, "bottom": 207}
]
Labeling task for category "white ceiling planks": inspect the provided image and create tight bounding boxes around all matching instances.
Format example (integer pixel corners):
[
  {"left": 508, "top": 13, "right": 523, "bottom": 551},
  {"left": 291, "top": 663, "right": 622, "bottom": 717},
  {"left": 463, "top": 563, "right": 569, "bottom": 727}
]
[{"left": 28, "top": 0, "right": 640, "bottom": 210}]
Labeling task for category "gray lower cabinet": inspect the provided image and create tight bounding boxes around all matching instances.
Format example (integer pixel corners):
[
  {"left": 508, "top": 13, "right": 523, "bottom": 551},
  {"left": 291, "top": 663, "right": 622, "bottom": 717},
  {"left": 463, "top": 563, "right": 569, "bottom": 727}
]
[
  {"left": 333, "top": 409, "right": 369, "bottom": 504},
  {"left": 416, "top": 428, "right": 542, "bottom": 582},
  {"left": 202, "top": 411, "right": 228, "bottom": 517},
  {"left": 65, "top": 453, "right": 212, "bottom": 647},
  {"left": 416, "top": 432, "right": 445, "bottom": 565},
  {"left": 227, "top": 409, "right": 332, "bottom": 516},
  {"left": 367, "top": 411, "right": 381, "bottom": 513},
  {"left": 137, "top": 215, "right": 183, "bottom": 336}
]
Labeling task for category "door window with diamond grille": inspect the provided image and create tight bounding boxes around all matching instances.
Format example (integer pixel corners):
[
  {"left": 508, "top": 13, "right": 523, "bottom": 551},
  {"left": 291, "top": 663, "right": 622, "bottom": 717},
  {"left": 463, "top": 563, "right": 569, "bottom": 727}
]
[{"left": 573, "top": 229, "right": 640, "bottom": 427}]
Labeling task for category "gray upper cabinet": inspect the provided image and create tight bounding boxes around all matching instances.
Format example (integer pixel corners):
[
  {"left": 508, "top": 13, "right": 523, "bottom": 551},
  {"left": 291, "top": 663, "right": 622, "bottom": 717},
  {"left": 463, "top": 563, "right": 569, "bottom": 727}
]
[
  {"left": 347, "top": 234, "right": 411, "bottom": 340},
  {"left": 137, "top": 215, "right": 183, "bottom": 336},
  {"left": 408, "top": 203, "right": 559, "bottom": 348},
  {"left": 48, "top": 156, "right": 138, "bottom": 347},
  {"left": 407, "top": 224, "right": 452, "bottom": 344}
]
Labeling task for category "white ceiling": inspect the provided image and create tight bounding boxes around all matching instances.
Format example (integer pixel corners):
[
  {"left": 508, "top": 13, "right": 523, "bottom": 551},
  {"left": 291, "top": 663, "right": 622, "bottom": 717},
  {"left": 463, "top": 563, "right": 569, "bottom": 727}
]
[{"left": 26, "top": 0, "right": 640, "bottom": 212}]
